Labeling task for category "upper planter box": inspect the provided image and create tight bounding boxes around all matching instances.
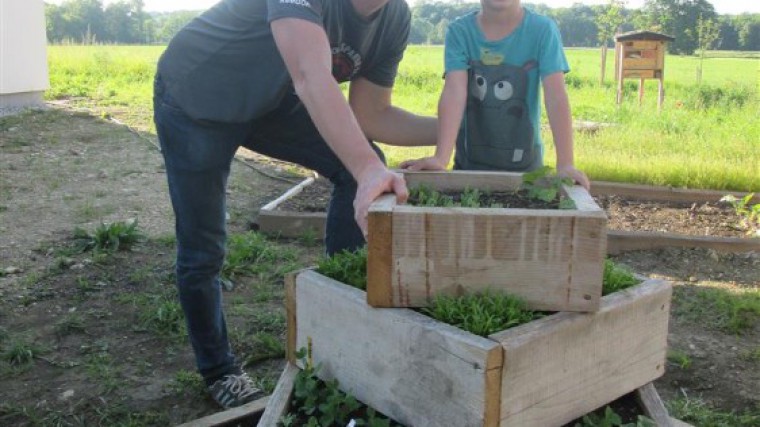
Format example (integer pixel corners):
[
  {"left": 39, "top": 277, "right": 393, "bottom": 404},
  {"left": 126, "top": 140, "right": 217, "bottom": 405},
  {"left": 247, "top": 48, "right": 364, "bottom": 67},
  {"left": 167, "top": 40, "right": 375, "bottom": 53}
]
[{"left": 367, "top": 171, "right": 608, "bottom": 312}]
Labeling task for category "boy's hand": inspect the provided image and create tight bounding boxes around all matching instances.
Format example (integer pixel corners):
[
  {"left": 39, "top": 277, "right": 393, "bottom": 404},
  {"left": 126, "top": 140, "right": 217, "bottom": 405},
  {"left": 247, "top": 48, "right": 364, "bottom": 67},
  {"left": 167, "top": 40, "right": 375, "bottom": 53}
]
[
  {"left": 354, "top": 165, "right": 408, "bottom": 237},
  {"left": 399, "top": 156, "right": 448, "bottom": 171},
  {"left": 557, "top": 165, "right": 590, "bottom": 190}
]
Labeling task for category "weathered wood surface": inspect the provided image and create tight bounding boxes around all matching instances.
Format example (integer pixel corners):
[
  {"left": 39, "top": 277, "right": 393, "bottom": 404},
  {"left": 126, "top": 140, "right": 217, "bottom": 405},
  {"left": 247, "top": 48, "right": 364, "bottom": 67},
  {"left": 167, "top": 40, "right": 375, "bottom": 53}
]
[
  {"left": 291, "top": 270, "right": 503, "bottom": 427},
  {"left": 491, "top": 279, "right": 672, "bottom": 427},
  {"left": 607, "top": 230, "right": 760, "bottom": 254},
  {"left": 590, "top": 181, "right": 759, "bottom": 204},
  {"left": 256, "top": 363, "right": 298, "bottom": 427},
  {"left": 635, "top": 382, "right": 673, "bottom": 427},
  {"left": 175, "top": 395, "right": 269, "bottom": 427},
  {"left": 254, "top": 211, "right": 326, "bottom": 238},
  {"left": 368, "top": 171, "right": 607, "bottom": 311}
]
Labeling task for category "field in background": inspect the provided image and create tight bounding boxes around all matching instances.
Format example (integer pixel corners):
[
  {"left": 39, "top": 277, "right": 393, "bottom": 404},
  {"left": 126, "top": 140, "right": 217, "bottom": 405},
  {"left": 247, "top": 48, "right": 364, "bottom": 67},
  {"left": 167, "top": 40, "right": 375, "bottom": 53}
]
[{"left": 47, "top": 45, "right": 760, "bottom": 192}]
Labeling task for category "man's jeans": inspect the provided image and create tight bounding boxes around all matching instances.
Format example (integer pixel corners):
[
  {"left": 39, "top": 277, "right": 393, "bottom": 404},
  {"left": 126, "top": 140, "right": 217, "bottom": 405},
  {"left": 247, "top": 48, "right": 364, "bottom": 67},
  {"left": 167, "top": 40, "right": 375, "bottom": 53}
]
[{"left": 153, "top": 75, "right": 382, "bottom": 382}]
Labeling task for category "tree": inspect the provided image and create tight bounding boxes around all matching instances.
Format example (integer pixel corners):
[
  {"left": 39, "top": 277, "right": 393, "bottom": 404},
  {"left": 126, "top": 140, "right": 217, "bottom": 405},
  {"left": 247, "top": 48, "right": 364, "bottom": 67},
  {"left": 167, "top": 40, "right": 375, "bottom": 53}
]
[
  {"left": 641, "top": 0, "right": 716, "bottom": 54},
  {"left": 693, "top": 14, "right": 720, "bottom": 84},
  {"left": 596, "top": 0, "right": 625, "bottom": 84}
]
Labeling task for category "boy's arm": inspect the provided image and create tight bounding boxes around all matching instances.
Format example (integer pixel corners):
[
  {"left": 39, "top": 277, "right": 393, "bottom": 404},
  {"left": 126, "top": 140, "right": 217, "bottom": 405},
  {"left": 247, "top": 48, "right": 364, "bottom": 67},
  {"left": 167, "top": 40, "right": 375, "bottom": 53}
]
[
  {"left": 271, "top": 18, "right": 407, "bottom": 235},
  {"left": 349, "top": 77, "right": 437, "bottom": 147},
  {"left": 543, "top": 72, "right": 590, "bottom": 189},
  {"left": 400, "top": 70, "right": 468, "bottom": 170}
]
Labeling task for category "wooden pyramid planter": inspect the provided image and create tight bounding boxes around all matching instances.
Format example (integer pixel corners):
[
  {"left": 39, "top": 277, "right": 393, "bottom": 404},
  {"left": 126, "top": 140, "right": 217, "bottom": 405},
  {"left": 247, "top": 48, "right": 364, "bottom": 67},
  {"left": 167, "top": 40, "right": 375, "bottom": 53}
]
[
  {"left": 283, "top": 269, "right": 672, "bottom": 427},
  {"left": 368, "top": 171, "right": 608, "bottom": 312}
]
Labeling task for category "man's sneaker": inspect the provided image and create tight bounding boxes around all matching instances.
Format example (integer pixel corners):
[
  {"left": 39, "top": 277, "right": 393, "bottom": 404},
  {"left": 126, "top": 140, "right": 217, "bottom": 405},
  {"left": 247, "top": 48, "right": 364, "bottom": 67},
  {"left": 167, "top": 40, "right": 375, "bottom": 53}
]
[{"left": 208, "top": 372, "right": 264, "bottom": 409}]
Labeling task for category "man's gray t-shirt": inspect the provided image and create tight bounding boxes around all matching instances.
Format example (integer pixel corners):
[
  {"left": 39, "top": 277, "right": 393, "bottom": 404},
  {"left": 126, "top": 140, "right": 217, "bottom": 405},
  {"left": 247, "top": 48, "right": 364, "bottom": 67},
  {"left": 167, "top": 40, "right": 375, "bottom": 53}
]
[{"left": 157, "top": 0, "right": 410, "bottom": 122}]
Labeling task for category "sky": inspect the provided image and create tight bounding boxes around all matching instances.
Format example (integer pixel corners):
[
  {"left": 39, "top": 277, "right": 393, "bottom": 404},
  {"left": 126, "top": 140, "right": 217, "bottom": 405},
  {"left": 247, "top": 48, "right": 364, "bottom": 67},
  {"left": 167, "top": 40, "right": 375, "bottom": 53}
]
[{"left": 46, "top": 0, "right": 760, "bottom": 15}]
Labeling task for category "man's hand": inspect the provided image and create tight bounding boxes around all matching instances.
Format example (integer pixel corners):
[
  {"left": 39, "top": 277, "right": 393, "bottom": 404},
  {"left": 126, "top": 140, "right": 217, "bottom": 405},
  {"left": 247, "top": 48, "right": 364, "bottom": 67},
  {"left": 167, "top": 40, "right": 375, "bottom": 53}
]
[
  {"left": 354, "top": 165, "right": 408, "bottom": 236},
  {"left": 557, "top": 164, "right": 590, "bottom": 190},
  {"left": 399, "top": 155, "right": 448, "bottom": 171}
]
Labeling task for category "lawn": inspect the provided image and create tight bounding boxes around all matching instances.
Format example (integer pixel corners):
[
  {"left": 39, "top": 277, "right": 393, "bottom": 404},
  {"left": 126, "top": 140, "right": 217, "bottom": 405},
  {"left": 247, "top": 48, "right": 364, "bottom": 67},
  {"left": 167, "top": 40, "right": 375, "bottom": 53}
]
[{"left": 46, "top": 45, "right": 760, "bottom": 191}]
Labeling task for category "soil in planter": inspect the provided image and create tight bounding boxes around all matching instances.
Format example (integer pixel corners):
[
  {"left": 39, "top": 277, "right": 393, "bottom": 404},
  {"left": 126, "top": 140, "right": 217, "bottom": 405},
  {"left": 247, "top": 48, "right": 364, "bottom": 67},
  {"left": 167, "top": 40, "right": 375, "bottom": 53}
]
[
  {"left": 273, "top": 180, "right": 754, "bottom": 239},
  {"left": 408, "top": 188, "right": 561, "bottom": 209}
]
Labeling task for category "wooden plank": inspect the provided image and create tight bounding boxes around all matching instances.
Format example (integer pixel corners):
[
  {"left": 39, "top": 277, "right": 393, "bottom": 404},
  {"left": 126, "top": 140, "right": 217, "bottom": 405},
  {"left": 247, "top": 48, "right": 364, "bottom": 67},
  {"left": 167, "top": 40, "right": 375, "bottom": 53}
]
[
  {"left": 402, "top": 170, "right": 524, "bottom": 192},
  {"left": 285, "top": 271, "right": 298, "bottom": 364},
  {"left": 491, "top": 279, "right": 672, "bottom": 427},
  {"left": 387, "top": 206, "right": 604, "bottom": 311},
  {"left": 590, "top": 181, "right": 759, "bottom": 204},
  {"left": 294, "top": 270, "right": 503, "bottom": 427},
  {"left": 607, "top": 230, "right": 760, "bottom": 255},
  {"left": 563, "top": 184, "right": 606, "bottom": 213},
  {"left": 366, "top": 194, "right": 396, "bottom": 307},
  {"left": 623, "top": 57, "right": 657, "bottom": 70},
  {"left": 254, "top": 211, "right": 326, "bottom": 239},
  {"left": 176, "top": 395, "right": 269, "bottom": 427},
  {"left": 623, "top": 69, "right": 656, "bottom": 79},
  {"left": 256, "top": 363, "right": 298, "bottom": 427},
  {"left": 635, "top": 383, "right": 673, "bottom": 427}
]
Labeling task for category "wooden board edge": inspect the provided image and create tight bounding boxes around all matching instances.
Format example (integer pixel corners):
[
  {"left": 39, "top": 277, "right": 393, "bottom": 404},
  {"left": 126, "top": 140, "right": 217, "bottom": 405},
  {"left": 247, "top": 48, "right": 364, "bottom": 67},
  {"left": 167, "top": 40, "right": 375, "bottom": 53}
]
[
  {"left": 176, "top": 395, "right": 269, "bottom": 427},
  {"left": 484, "top": 345, "right": 504, "bottom": 427},
  {"left": 285, "top": 270, "right": 301, "bottom": 364},
  {"left": 590, "top": 181, "right": 759, "bottom": 205},
  {"left": 563, "top": 184, "right": 605, "bottom": 213},
  {"left": 607, "top": 230, "right": 760, "bottom": 255},
  {"left": 635, "top": 383, "right": 673, "bottom": 427},
  {"left": 256, "top": 363, "right": 299, "bottom": 427},
  {"left": 401, "top": 170, "right": 524, "bottom": 192},
  {"left": 367, "top": 209, "right": 394, "bottom": 307},
  {"left": 489, "top": 279, "right": 671, "bottom": 345}
]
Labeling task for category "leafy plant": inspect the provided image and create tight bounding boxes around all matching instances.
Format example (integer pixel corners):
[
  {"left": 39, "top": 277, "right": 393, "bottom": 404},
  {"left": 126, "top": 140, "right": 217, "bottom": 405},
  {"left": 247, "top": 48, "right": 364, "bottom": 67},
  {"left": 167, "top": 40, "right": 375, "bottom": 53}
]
[
  {"left": 667, "top": 348, "right": 692, "bottom": 369},
  {"left": 602, "top": 259, "right": 641, "bottom": 296},
  {"left": 574, "top": 406, "right": 655, "bottom": 427},
  {"left": 409, "top": 184, "right": 455, "bottom": 207},
  {"left": 316, "top": 247, "right": 368, "bottom": 290},
  {"left": 522, "top": 166, "right": 574, "bottom": 204},
  {"left": 72, "top": 219, "right": 142, "bottom": 253},
  {"left": 720, "top": 193, "right": 760, "bottom": 236},
  {"left": 422, "top": 291, "right": 539, "bottom": 337},
  {"left": 223, "top": 231, "right": 300, "bottom": 280},
  {"left": 282, "top": 347, "right": 402, "bottom": 427}
]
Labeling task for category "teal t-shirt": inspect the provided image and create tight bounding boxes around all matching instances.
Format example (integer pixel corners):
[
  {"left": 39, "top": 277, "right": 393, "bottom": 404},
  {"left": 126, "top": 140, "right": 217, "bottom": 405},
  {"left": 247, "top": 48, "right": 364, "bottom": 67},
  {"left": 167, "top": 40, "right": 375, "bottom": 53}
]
[{"left": 444, "top": 8, "right": 569, "bottom": 168}]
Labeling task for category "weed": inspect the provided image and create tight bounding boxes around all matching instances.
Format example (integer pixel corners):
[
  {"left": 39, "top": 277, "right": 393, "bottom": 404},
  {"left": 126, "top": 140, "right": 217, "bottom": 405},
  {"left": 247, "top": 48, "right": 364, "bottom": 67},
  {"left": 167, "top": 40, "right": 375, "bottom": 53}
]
[
  {"left": 720, "top": 193, "right": 760, "bottom": 236},
  {"left": 666, "top": 348, "right": 692, "bottom": 369},
  {"left": 738, "top": 346, "right": 760, "bottom": 363},
  {"left": 282, "top": 347, "right": 402, "bottom": 426},
  {"left": 667, "top": 396, "right": 760, "bottom": 426},
  {"left": 54, "top": 314, "right": 87, "bottom": 338},
  {"left": 602, "top": 260, "right": 641, "bottom": 296},
  {"left": 223, "top": 231, "right": 299, "bottom": 281},
  {"left": 316, "top": 247, "right": 368, "bottom": 290},
  {"left": 1, "top": 339, "right": 44, "bottom": 366},
  {"left": 85, "top": 352, "right": 122, "bottom": 394},
  {"left": 244, "top": 332, "right": 285, "bottom": 365},
  {"left": 574, "top": 406, "right": 655, "bottom": 426},
  {"left": 299, "top": 227, "right": 321, "bottom": 247},
  {"left": 138, "top": 296, "right": 185, "bottom": 337},
  {"left": 168, "top": 369, "right": 206, "bottom": 396},
  {"left": 72, "top": 219, "right": 142, "bottom": 254},
  {"left": 674, "top": 286, "right": 760, "bottom": 334}
]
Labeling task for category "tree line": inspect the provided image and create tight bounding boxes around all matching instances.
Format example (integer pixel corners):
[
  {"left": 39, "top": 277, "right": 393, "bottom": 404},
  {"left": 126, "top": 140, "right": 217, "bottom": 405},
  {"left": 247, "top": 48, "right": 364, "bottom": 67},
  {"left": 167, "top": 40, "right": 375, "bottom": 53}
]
[{"left": 45, "top": 0, "right": 760, "bottom": 53}]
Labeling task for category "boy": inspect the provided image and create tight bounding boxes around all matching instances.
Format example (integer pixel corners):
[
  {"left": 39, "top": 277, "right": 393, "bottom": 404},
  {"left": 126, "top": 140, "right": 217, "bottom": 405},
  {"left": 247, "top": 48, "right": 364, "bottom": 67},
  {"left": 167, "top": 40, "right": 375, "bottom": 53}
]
[{"left": 401, "top": 0, "right": 589, "bottom": 189}]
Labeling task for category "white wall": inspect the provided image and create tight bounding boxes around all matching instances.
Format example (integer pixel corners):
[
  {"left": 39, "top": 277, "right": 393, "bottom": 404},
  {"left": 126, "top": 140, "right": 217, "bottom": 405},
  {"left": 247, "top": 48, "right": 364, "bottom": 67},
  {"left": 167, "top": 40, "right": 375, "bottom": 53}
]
[{"left": 0, "top": 0, "right": 50, "bottom": 98}]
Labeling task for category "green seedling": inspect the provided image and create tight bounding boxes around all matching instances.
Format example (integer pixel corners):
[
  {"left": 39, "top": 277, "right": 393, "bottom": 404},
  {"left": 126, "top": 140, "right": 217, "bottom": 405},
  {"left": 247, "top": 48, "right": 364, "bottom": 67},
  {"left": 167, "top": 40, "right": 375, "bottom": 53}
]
[
  {"left": 667, "top": 349, "right": 692, "bottom": 369},
  {"left": 522, "top": 166, "right": 574, "bottom": 204},
  {"left": 602, "top": 259, "right": 641, "bottom": 295},
  {"left": 720, "top": 193, "right": 760, "bottom": 236},
  {"left": 575, "top": 405, "right": 655, "bottom": 427}
]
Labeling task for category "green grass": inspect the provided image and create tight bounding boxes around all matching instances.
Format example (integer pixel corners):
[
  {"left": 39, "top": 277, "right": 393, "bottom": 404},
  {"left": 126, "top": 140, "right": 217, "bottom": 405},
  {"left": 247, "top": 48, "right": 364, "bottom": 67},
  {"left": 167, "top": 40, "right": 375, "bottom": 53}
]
[
  {"left": 667, "top": 397, "right": 760, "bottom": 427},
  {"left": 47, "top": 45, "right": 760, "bottom": 191},
  {"left": 673, "top": 285, "right": 760, "bottom": 334}
]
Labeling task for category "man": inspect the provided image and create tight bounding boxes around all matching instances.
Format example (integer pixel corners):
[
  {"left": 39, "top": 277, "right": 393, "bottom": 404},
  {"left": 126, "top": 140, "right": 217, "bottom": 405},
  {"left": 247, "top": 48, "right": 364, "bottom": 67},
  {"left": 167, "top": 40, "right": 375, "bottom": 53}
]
[{"left": 153, "top": 0, "right": 435, "bottom": 408}]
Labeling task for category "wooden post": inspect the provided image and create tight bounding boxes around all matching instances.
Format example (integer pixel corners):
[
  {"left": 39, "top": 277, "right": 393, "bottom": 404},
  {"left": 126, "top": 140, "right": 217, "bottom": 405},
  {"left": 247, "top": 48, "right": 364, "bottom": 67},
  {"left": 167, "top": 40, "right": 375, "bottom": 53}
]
[
  {"left": 638, "top": 77, "right": 645, "bottom": 105},
  {"left": 616, "top": 44, "right": 624, "bottom": 105}
]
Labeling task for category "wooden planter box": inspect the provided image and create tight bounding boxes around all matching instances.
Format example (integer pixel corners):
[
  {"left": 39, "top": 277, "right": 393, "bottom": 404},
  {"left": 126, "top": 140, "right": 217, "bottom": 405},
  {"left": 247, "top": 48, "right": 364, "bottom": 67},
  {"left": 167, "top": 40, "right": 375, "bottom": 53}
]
[
  {"left": 284, "top": 270, "right": 672, "bottom": 427},
  {"left": 368, "top": 171, "right": 608, "bottom": 312}
]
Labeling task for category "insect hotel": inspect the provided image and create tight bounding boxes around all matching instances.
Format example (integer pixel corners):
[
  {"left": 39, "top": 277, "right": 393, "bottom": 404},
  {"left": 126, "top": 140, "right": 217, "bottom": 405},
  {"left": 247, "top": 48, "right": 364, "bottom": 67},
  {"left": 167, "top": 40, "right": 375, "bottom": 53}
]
[
  {"left": 614, "top": 30, "right": 675, "bottom": 108},
  {"left": 255, "top": 170, "right": 680, "bottom": 426}
]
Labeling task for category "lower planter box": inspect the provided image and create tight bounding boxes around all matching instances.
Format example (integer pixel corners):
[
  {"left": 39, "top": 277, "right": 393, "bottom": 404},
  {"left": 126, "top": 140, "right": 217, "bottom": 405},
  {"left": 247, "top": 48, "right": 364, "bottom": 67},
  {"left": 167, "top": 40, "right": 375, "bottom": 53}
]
[{"left": 284, "top": 270, "right": 672, "bottom": 427}]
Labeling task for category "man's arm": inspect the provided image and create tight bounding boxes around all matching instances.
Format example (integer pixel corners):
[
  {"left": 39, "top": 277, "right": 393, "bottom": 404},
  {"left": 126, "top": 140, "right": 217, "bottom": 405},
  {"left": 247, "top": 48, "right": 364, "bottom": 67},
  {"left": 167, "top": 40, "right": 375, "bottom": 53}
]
[
  {"left": 543, "top": 72, "right": 590, "bottom": 189},
  {"left": 271, "top": 18, "right": 408, "bottom": 234},
  {"left": 348, "top": 77, "right": 437, "bottom": 147}
]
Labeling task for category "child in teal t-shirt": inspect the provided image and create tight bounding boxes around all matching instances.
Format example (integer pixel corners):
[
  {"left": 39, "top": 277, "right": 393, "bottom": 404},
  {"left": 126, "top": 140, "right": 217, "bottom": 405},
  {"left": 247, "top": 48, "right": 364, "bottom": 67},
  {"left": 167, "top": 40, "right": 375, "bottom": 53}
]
[{"left": 401, "top": 0, "right": 589, "bottom": 188}]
